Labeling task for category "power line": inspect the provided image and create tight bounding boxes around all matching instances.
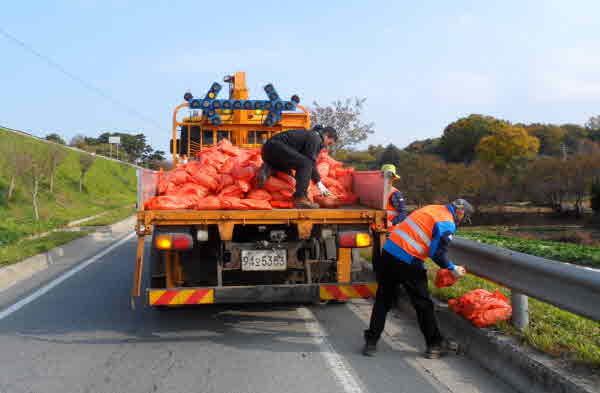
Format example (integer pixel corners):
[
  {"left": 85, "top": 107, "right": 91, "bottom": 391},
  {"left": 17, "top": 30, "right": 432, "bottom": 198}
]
[{"left": 0, "top": 26, "right": 165, "bottom": 131}]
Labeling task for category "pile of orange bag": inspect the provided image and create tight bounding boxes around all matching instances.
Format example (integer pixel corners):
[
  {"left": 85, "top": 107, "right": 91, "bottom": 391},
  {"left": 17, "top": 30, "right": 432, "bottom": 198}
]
[
  {"left": 448, "top": 289, "right": 513, "bottom": 327},
  {"left": 144, "top": 139, "right": 359, "bottom": 211}
]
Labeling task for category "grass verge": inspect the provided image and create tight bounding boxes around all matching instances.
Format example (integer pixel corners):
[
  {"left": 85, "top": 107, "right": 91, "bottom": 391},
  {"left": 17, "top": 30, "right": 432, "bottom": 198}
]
[
  {"left": 80, "top": 206, "right": 136, "bottom": 227},
  {"left": 0, "top": 230, "right": 92, "bottom": 268},
  {"left": 458, "top": 230, "right": 600, "bottom": 267}
]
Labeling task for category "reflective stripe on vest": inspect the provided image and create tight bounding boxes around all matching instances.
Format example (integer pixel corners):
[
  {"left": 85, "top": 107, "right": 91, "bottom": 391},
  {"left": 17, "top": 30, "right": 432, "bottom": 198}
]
[{"left": 386, "top": 205, "right": 453, "bottom": 261}]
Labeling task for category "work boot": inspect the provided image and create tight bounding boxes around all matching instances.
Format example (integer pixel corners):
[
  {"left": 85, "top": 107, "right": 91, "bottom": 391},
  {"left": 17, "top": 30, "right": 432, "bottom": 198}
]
[
  {"left": 362, "top": 340, "right": 378, "bottom": 357},
  {"left": 294, "top": 196, "right": 319, "bottom": 209},
  {"left": 424, "top": 338, "right": 459, "bottom": 359},
  {"left": 257, "top": 163, "right": 272, "bottom": 189}
]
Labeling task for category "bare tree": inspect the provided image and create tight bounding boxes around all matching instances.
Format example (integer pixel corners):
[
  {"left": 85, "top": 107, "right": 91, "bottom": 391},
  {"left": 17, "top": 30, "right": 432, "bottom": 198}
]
[
  {"left": 23, "top": 147, "right": 51, "bottom": 220},
  {"left": 79, "top": 154, "right": 95, "bottom": 192},
  {"left": 47, "top": 144, "right": 67, "bottom": 193},
  {"left": 2, "top": 139, "right": 31, "bottom": 200},
  {"left": 310, "top": 98, "right": 375, "bottom": 152}
]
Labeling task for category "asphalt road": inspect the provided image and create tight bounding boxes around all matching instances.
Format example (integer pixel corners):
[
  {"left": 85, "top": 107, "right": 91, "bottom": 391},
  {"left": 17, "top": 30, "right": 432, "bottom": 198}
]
[{"left": 0, "top": 235, "right": 517, "bottom": 393}]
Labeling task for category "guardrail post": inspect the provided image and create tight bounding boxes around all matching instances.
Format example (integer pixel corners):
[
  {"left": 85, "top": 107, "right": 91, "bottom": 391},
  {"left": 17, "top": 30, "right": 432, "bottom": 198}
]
[{"left": 511, "top": 291, "right": 529, "bottom": 330}]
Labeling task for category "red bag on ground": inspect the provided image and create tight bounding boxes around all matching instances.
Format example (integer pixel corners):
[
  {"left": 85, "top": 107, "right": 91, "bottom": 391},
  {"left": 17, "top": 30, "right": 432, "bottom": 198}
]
[
  {"left": 448, "top": 289, "right": 512, "bottom": 327},
  {"left": 195, "top": 195, "right": 222, "bottom": 210},
  {"left": 435, "top": 269, "right": 459, "bottom": 288},
  {"left": 145, "top": 195, "right": 191, "bottom": 210},
  {"left": 271, "top": 201, "right": 294, "bottom": 209},
  {"left": 247, "top": 189, "right": 273, "bottom": 200}
]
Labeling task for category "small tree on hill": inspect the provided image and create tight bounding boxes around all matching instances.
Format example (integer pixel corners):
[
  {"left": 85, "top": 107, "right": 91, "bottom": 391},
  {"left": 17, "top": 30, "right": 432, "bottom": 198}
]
[
  {"left": 48, "top": 144, "right": 66, "bottom": 193},
  {"left": 79, "top": 154, "right": 95, "bottom": 192},
  {"left": 3, "top": 139, "right": 31, "bottom": 200},
  {"left": 23, "top": 147, "right": 52, "bottom": 220},
  {"left": 45, "top": 133, "right": 66, "bottom": 145}
]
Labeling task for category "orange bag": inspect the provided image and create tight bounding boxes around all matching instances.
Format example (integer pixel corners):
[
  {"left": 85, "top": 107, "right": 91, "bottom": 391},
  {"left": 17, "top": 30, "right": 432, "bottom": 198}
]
[
  {"left": 184, "top": 161, "right": 217, "bottom": 178},
  {"left": 241, "top": 199, "right": 273, "bottom": 210},
  {"left": 171, "top": 168, "right": 191, "bottom": 185},
  {"left": 435, "top": 269, "right": 459, "bottom": 288},
  {"left": 231, "top": 165, "right": 256, "bottom": 181},
  {"left": 220, "top": 197, "right": 246, "bottom": 210},
  {"left": 217, "top": 139, "right": 243, "bottom": 157},
  {"left": 219, "top": 184, "right": 245, "bottom": 199},
  {"left": 247, "top": 189, "right": 273, "bottom": 200},
  {"left": 271, "top": 191, "right": 292, "bottom": 201},
  {"left": 317, "top": 163, "right": 330, "bottom": 178},
  {"left": 314, "top": 195, "right": 341, "bottom": 208},
  {"left": 236, "top": 179, "right": 251, "bottom": 193},
  {"left": 219, "top": 157, "right": 239, "bottom": 174},
  {"left": 275, "top": 172, "right": 296, "bottom": 188},
  {"left": 189, "top": 172, "right": 219, "bottom": 191},
  {"left": 177, "top": 183, "right": 209, "bottom": 199},
  {"left": 449, "top": 289, "right": 512, "bottom": 327},
  {"left": 195, "top": 195, "right": 222, "bottom": 210},
  {"left": 271, "top": 201, "right": 294, "bottom": 209},
  {"left": 264, "top": 177, "right": 293, "bottom": 192},
  {"left": 218, "top": 174, "right": 235, "bottom": 189},
  {"left": 145, "top": 195, "right": 191, "bottom": 210}
]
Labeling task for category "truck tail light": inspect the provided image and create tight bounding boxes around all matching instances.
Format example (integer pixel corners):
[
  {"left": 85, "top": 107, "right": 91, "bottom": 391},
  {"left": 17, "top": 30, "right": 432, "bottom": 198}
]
[
  {"left": 154, "top": 234, "right": 194, "bottom": 250},
  {"left": 339, "top": 232, "right": 371, "bottom": 248}
]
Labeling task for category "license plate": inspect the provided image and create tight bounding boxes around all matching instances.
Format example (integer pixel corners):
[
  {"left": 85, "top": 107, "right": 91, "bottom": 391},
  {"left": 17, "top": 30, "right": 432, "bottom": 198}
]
[{"left": 241, "top": 249, "right": 287, "bottom": 271}]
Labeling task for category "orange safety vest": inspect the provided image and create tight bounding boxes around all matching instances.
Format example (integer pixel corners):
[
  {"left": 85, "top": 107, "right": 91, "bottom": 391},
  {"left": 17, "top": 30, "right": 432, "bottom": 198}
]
[
  {"left": 387, "top": 205, "right": 454, "bottom": 261},
  {"left": 385, "top": 187, "right": 401, "bottom": 228}
]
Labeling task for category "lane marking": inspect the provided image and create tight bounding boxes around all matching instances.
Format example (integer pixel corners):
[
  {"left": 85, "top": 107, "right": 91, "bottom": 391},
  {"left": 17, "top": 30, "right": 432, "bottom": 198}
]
[
  {"left": 0, "top": 232, "right": 136, "bottom": 321},
  {"left": 298, "top": 307, "right": 367, "bottom": 393}
]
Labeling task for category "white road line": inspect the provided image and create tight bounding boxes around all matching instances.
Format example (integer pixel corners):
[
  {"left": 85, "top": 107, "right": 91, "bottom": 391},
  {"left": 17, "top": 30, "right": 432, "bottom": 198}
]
[
  {"left": 298, "top": 307, "right": 367, "bottom": 393},
  {"left": 0, "top": 232, "right": 135, "bottom": 321}
]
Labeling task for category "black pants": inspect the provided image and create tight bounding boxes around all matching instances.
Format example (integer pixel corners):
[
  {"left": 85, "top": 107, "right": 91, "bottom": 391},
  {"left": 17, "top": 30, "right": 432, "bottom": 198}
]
[
  {"left": 262, "top": 140, "right": 313, "bottom": 198},
  {"left": 364, "top": 250, "right": 443, "bottom": 348}
]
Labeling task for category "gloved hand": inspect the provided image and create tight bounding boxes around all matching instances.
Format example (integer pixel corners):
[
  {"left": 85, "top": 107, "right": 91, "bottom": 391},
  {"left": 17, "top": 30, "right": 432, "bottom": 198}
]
[
  {"left": 317, "top": 181, "right": 331, "bottom": 196},
  {"left": 451, "top": 265, "right": 466, "bottom": 278}
]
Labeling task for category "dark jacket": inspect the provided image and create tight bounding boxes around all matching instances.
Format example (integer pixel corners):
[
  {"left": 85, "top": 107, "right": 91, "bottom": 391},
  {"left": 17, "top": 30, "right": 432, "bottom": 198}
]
[{"left": 268, "top": 129, "right": 324, "bottom": 183}]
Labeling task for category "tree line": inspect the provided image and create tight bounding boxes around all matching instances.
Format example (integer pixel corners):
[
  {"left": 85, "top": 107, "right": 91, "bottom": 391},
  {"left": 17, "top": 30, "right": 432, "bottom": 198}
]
[{"left": 334, "top": 114, "right": 600, "bottom": 216}]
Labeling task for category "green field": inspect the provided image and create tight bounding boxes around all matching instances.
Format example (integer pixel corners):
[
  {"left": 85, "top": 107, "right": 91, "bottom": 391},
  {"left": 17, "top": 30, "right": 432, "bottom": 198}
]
[
  {"left": 458, "top": 230, "right": 600, "bottom": 267},
  {"left": 0, "top": 128, "right": 137, "bottom": 252}
]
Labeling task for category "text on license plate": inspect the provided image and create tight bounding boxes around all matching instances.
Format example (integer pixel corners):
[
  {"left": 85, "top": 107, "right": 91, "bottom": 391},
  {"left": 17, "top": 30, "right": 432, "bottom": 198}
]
[{"left": 241, "top": 249, "right": 287, "bottom": 271}]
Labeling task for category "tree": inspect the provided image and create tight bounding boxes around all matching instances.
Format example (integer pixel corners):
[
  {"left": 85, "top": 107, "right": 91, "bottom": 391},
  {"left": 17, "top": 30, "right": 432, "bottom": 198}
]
[
  {"left": 525, "top": 124, "right": 565, "bottom": 156},
  {"left": 45, "top": 133, "right": 66, "bottom": 145},
  {"left": 47, "top": 144, "right": 67, "bottom": 193},
  {"left": 310, "top": 98, "right": 375, "bottom": 152},
  {"left": 23, "top": 147, "right": 52, "bottom": 220},
  {"left": 585, "top": 115, "right": 600, "bottom": 131},
  {"left": 78, "top": 154, "right": 95, "bottom": 192},
  {"left": 476, "top": 125, "right": 540, "bottom": 170},
  {"left": 439, "top": 114, "right": 508, "bottom": 163},
  {"left": 376, "top": 144, "right": 402, "bottom": 169},
  {"left": 70, "top": 134, "right": 88, "bottom": 149},
  {"left": 2, "top": 139, "right": 30, "bottom": 200},
  {"left": 405, "top": 138, "right": 442, "bottom": 156}
]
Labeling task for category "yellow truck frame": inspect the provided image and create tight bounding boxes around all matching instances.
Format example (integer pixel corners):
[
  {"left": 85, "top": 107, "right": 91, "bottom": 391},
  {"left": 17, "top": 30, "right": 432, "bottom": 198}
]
[{"left": 132, "top": 72, "right": 389, "bottom": 308}]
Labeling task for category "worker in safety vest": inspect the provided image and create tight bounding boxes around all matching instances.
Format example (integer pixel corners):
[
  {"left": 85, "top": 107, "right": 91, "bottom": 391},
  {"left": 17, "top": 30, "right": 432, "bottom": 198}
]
[
  {"left": 381, "top": 164, "right": 407, "bottom": 228},
  {"left": 363, "top": 199, "right": 474, "bottom": 359}
]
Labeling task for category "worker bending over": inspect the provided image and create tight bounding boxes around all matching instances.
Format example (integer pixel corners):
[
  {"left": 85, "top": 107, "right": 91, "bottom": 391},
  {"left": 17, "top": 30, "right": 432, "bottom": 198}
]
[
  {"left": 257, "top": 126, "right": 338, "bottom": 209},
  {"left": 363, "top": 199, "right": 474, "bottom": 359}
]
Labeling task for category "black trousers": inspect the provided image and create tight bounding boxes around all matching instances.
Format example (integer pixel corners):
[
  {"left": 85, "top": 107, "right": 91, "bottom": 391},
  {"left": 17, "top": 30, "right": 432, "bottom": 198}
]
[
  {"left": 364, "top": 250, "right": 443, "bottom": 347},
  {"left": 262, "top": 140, "right": 313, "bottom": 198}
]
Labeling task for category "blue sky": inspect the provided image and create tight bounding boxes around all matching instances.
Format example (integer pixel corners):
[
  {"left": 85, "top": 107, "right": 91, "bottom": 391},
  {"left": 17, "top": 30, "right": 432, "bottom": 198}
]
[{"left": 2, "top": 1, "right": 600, "bottom": 153}]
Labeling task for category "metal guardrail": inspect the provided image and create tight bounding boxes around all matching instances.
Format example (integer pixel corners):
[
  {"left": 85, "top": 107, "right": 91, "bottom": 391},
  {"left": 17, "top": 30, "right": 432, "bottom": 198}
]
[
  {"left": 448, "top": 238, "right": 600, "bottom": 328},
  {"left": 0, "top": 124, "right": 142, "bottom": 170}
]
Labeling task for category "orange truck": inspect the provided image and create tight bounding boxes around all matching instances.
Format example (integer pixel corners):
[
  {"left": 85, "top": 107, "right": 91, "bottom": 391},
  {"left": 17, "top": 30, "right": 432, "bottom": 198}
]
[{"left": 131, "top": 72, "right": 391, "bottom": 308}]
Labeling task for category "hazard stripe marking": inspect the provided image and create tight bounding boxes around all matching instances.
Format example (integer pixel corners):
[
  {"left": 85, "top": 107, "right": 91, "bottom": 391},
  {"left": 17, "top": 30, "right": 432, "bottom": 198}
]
[
  {"left": 153, "top": 290, "right": 179, "bottom": 305},
  {"left": 320, "top": 284, "right": 378, "bottom": 300},
  {"left": 185, "top": 289, "right": 213, "bottom": 304}
]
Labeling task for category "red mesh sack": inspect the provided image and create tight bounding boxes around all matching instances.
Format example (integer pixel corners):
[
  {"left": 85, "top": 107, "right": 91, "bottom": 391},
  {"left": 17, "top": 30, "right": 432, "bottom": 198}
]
[
  {"left": 271, "top": 191, "right": 292, "bottom": 201},
  {"left": 247, "top": 189, "right": 273, "bottom": 200},
  {"left": 449, "top": 289, "right": 512, "bottom": 327},
  {"left": 323, "top": 177, "right": 343, "bottom": 190},
  {"left": 171, "top": 168, "right": 191, "bottom": 185},
  {"left": 219, "top": 157, "right": 239, "bottom": 174},
  {"left": 177, "top": 183, "right": 209, "bottom": 199},
  {"left": 264, "top": 177, "right": 293, "bottom": 193},
  {"left": 218, "top": 174, "right": 235, "bottom": 189},
  {"left": 317, "top": 163, "right": 330, "bottom": 178},
  {"left": 195, "top": 196, "right": 222, "bottom": 210},
  {"left": 275, "top": 172, "right": 296, "bottom": 188},
  {"left": 434, "top": 269, "right": 459, "bottom": 288},
  {"left": 236, "top": 179, "right": 251, "bottom": 193},
  {"left": 271, "top": 201, "right": 294, "bottom": 209},
  {"left": 189, "top": 172, "right": 219, "bottom": 191},
  {"left": 217, "top": 139, "right": 243, "bottom": 157},
  {"left": 241, "top": 199, "right": 273, "bottom": 210},
  {"left": 220, "top": 197, "right": 246, "bottom": 210},
  {"left": 314, "top": 195, "right": 341, "bottom": 208},
  {"left": 184, "top": 161, "right": 216, "bottom": 178},
  {"left": 219, "top": 184, "right": 244, "bottom": 199},
  {"left": 145, "top": 195, "right": 191, "bottom": 210},
  {"left": 231, "top": 165, "right": 257, "bottom": 181}
]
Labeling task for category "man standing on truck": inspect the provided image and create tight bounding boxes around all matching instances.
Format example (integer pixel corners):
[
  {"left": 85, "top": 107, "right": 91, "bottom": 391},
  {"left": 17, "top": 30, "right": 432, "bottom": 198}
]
[
  {"left": 257, "top": 125, "right": 338, "bottom": 209},
  {"left": 362, "top": 199, "right": 474, "bottom": 359},
  {"left": 380, "top": 164, "right": 407, "bottom": 228}
]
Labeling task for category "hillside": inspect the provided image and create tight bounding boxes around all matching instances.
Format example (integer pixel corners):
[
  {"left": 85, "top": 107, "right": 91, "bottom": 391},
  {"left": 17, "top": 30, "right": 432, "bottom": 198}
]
[{"left": 0, "top": 128, "right": 137, "bottom": 247}]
